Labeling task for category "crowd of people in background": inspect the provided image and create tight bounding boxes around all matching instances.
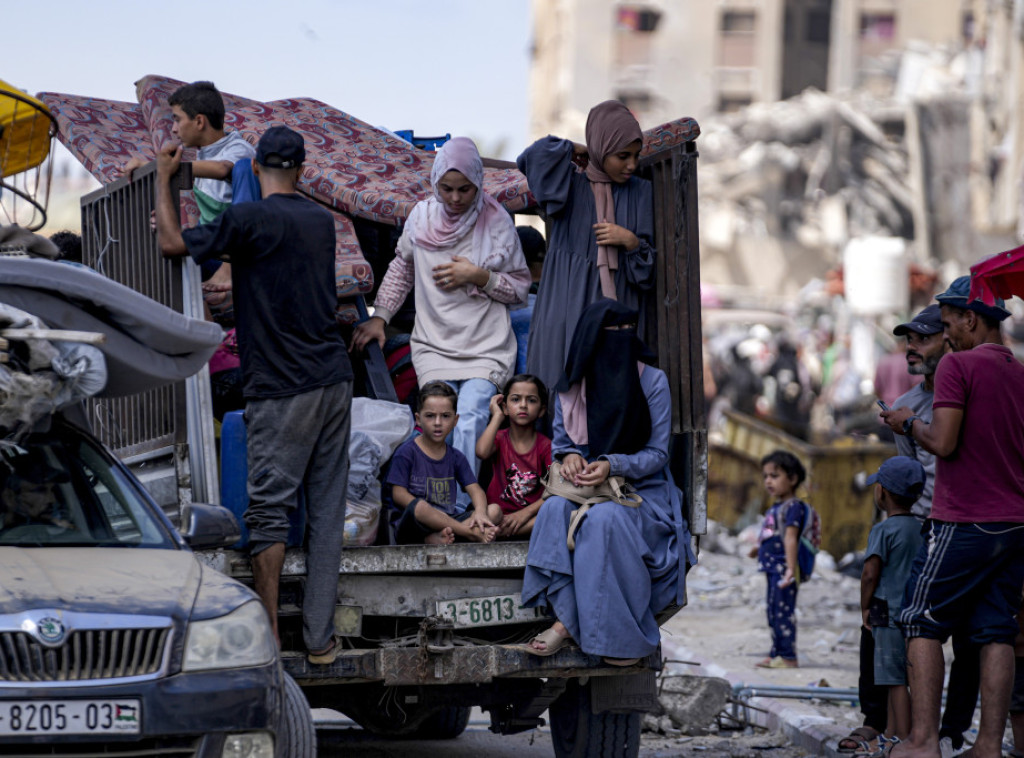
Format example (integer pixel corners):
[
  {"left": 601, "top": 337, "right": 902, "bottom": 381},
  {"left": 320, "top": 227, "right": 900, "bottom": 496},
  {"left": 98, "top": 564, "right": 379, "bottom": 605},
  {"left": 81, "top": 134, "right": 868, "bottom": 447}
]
[{"left": 704, "top": 291, "right": 1024, "bottom": 446}]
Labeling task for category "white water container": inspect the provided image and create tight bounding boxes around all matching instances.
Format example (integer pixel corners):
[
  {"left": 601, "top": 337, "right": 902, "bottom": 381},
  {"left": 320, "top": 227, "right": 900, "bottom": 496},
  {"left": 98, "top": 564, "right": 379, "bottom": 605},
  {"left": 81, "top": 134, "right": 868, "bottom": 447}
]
[{"left": 843, "top": 236, "right": 908, "bottom": 315}]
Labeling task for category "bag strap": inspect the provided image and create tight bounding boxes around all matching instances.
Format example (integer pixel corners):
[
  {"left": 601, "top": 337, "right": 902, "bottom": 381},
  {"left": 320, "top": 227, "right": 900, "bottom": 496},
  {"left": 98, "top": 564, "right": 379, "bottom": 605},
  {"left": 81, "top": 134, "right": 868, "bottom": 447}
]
[{"left": 565, "top": 483, "right": 642, "bottom": 551}]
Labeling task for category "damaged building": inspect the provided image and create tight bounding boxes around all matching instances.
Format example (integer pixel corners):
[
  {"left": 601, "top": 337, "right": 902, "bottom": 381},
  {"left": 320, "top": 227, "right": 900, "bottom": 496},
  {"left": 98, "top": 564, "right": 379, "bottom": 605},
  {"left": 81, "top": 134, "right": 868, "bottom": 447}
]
[{"left": 529, "top": 0, "right": 1024, "bottom": 299}]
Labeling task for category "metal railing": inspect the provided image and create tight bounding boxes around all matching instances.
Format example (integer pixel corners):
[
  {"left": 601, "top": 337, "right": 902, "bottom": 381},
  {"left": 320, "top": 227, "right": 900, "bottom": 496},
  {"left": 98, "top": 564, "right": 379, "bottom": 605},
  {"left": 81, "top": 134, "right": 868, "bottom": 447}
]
[{"left": 80, "top": 162, "right": 218, "bottom": 506}]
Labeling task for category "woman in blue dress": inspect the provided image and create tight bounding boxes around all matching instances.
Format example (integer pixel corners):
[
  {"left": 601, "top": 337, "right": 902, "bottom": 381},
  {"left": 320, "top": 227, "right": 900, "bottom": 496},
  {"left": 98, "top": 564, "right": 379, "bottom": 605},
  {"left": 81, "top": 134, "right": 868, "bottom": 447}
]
[
  {"left": 521, "top": 300, "right": 695, "bottom": 664},
  {"left": 516, "top": 101, "right": 658, "bottom": 399}
]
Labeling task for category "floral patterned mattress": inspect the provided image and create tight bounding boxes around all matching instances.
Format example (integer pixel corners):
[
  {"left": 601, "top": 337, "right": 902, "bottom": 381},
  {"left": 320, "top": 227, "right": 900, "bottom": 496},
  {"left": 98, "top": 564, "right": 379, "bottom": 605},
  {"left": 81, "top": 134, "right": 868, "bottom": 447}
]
[{"left": 39, "top": 75, "right": 700, "bottom": 321}]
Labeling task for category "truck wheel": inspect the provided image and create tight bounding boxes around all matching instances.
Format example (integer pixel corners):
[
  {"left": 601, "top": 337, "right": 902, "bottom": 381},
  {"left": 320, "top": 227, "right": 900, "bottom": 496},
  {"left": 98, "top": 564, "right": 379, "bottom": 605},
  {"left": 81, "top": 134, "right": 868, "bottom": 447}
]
[
  {"left": 549, "top": 678, "right": 640, "bottom": 758},
  {"left": 411, "top": 705, "right": 471, "bottom": 739},
  {"left": 278, "top": 673, "right": 316, "bottom": 758}
]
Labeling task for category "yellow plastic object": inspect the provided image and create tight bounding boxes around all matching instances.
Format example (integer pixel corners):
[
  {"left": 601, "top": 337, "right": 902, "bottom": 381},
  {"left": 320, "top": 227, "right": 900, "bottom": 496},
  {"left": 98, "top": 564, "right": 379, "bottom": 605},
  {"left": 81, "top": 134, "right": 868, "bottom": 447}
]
[
  {"left": 708, "top": 409, "right": 894, "bottom": 558},
  {"left": 0, "top": 80, "right": 55, "bottom": 178}
]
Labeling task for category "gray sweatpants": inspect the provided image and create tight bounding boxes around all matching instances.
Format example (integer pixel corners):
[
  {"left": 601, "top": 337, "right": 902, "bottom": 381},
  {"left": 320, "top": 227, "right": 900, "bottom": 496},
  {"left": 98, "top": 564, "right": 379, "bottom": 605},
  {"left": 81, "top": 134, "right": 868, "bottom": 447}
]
[{"left": 245, "top": 381, "right": 352, "bottom": 651}]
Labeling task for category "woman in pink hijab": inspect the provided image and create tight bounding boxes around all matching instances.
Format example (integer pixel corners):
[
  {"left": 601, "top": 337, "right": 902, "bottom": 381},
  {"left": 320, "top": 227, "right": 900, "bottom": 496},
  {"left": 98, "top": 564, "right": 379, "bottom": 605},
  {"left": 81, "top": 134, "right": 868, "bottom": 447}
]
[
  {"left": 516, "top": 101, "right": 657, "bottom": 403},
  {"left": 352, "top": 136, "right": 531, "bottom": 507}
]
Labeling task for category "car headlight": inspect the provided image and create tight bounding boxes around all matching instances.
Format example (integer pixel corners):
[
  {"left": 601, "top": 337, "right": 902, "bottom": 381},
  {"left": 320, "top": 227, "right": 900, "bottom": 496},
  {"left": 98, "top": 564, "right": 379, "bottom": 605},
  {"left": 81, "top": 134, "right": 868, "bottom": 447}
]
[
  {"left": 222, "top": 731, "right": 274, "bottom": 757},
  {"left": 183, "top": 601, "right": 276, "bottom": 671}
]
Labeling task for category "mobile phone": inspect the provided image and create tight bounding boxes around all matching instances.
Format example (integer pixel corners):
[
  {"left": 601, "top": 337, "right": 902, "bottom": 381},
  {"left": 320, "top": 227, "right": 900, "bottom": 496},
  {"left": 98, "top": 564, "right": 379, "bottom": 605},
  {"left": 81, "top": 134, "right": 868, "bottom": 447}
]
[{"left": 876, "top": 400, "right": 889, "bottom": 411}]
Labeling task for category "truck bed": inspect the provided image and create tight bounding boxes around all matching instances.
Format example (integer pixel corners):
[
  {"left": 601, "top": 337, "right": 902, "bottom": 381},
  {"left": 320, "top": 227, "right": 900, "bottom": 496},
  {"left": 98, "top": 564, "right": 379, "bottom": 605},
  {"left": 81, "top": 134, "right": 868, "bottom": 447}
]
[{"left": 196, "top": 542, "right": 674, "bottom": 687}]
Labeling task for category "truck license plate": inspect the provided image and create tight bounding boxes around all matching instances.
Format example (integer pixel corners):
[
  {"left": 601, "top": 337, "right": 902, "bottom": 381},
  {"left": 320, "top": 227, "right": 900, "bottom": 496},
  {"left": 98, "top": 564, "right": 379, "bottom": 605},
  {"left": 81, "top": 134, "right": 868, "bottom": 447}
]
[
  {"left": 0, "top": 699, "right": 141, "bottom": 736},
  {"left": 436, "top": 594, "right": 543, "bottom": 628}
]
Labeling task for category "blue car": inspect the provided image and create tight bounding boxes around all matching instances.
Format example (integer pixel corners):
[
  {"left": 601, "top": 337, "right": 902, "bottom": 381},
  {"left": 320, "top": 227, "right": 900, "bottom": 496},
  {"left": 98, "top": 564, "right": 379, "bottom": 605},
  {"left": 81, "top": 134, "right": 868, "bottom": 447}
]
[{"left": 0, "top": 417, "right": 313, "bottom": 757}]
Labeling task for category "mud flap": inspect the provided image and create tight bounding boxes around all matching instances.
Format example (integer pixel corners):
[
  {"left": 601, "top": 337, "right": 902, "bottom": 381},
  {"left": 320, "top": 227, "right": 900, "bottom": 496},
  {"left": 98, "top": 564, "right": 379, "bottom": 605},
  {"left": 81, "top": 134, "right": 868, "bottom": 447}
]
[{"left": 590, "top": 670, "right": 658, "bottom": 714}]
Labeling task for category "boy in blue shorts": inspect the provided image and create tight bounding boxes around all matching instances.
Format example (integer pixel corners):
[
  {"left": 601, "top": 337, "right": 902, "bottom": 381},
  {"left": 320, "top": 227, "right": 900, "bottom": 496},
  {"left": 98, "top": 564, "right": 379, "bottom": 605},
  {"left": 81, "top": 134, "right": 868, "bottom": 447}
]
[
  {"left": 388, "top": 381, "right": 502, "bottom": 545},
  {"left": 861, "top": 456, "right": 927, "bottom": 751}
]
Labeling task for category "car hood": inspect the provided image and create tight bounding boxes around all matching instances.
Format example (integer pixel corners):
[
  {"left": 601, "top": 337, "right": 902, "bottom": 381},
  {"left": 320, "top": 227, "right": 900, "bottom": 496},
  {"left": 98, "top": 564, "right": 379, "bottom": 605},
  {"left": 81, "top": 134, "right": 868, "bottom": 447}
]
[{"left": 0, "top": 548, "right": 201, "bottom": 619}]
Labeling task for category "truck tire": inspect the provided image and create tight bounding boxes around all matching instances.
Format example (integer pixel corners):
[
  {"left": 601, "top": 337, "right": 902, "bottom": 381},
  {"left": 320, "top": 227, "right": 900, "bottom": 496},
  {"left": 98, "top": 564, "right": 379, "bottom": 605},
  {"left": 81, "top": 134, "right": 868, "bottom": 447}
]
[
  {"left": 549, "top": 678, "right": 640, "bottom": 758},
  {"left": 278, "top": 673, "right": 317, "bottom": 758},
  {"left": 411, "top": 705, "right": 471, "bottom": 739}
]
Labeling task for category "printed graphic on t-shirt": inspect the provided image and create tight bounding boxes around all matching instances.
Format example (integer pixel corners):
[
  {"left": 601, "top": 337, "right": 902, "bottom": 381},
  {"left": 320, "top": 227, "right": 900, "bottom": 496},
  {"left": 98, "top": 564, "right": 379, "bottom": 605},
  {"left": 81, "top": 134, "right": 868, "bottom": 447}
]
[
  {"left": 427, "top": 477, "right": 454, "bottom": 508},
  {"left": 501, "top": 463, "right": 539, "bottom": 507},
  {"left": 757, "top": 512, "right": 778, "bottom": 543}
]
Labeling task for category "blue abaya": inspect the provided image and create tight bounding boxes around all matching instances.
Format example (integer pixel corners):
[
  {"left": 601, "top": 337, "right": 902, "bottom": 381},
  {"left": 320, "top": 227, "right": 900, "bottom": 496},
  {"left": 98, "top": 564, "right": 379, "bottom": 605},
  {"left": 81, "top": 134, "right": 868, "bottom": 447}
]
[{"left": 521, "top": 367, "right": 696, "bottom": 659}]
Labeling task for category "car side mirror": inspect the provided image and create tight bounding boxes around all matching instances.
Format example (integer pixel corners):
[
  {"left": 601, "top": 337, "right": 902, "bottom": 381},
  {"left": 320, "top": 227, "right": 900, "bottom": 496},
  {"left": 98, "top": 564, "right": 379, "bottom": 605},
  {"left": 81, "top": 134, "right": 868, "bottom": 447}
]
[{"left": 179, "top": 502, "right": 241, "bottom": 550}]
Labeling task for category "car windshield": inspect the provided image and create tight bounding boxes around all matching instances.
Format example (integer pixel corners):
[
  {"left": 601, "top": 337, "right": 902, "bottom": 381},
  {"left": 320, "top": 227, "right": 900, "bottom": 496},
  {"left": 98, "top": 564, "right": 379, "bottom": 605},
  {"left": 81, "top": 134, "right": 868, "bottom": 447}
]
[{"left": 0, "top": 425, "right": 177, "bottom": 548}]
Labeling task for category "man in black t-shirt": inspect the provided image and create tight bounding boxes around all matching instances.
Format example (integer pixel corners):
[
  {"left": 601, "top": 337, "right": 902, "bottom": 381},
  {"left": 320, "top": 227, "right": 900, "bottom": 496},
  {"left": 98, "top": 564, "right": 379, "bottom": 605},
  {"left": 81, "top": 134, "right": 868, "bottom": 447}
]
[{"left": 156, "top": 125, "right": 352, "bottom": 665}]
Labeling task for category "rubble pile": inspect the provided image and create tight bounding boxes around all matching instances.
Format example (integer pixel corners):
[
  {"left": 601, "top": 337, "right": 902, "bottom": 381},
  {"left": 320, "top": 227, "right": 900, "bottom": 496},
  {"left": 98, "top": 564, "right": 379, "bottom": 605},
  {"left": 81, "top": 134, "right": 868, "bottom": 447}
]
[
  {"left": 691, "top": 520, "right": 853, "bottom": 613},
  {"left": 699, "top": 88, "right": 917, "bottom": 257}
]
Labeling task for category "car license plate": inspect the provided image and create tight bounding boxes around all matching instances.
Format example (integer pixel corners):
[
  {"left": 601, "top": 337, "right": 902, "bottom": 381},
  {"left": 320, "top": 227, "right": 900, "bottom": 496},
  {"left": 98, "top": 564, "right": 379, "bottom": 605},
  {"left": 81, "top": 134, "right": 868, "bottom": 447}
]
[
  {"left": 436, "top": 594, "right": 543, "bottom": 628},
  {"left": 0, "top": 699, "right": 141, "bottom": 736}
]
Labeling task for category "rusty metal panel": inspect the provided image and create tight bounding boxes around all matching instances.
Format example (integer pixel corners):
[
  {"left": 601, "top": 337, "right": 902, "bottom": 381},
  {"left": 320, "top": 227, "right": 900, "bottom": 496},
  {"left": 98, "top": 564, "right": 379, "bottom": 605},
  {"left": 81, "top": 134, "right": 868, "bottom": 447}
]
[
  {"left": 637, "top": 143, "right": 705, "bottom": 436},
  {"left": 379, "top": 646, "right": 498, "bottom": 686},
  {"left": 680, "top": 145, "right": 706, "bottom": 432},
  {"left": 211, "top": 542, "right": 532, "bottom": 579},
  {"left": 283, "top": 642, "right": 663, "bottom": 687},
  {"left": 638, "top": 139, "right": 707, "bottom": 537},
  {"left": 335, "top": 575, "right": 526, "bottom": 617},
  {"left": 281, "top": 649, "right": 380, "bottom": 684},
  {"left": 372, "top": 646, "right": 660, "bottom": 687}
]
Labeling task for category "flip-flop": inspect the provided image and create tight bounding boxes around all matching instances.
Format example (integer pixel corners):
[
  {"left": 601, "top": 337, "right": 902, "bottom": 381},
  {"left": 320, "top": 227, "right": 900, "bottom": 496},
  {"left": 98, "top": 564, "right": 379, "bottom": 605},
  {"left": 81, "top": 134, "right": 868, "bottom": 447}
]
[
  {"left": 521, "top": 626, "right": 573, "bottom": 657},
  {"left": 838, "top": 726, "right": 881, "bottom": 753},
  {"left": 854, "top": 735, "right": 899, "bottom": 758},
  {"left": 755, "top": 656, "right": 799, "bottom": 668},
  {"left": 307, "top": 635, "right": 340, "bottom": 665}
]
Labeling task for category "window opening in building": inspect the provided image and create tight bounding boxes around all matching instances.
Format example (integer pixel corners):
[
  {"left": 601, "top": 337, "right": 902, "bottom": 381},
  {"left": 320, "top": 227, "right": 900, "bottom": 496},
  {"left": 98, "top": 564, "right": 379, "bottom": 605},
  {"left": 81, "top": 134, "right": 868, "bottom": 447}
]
[
  {"left": 859, "top": 13, "right": 896, "bottom": 42},
  {"left": 616, "top": 6, "right": 662, "bottom": 33}
]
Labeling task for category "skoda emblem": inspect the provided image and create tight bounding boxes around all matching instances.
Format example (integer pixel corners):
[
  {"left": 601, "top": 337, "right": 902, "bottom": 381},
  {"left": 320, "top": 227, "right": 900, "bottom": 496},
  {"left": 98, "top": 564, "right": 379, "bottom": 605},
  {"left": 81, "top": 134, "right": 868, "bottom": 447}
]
[{"left": 36, "top": 617, "right": 65, "bottom": 645}]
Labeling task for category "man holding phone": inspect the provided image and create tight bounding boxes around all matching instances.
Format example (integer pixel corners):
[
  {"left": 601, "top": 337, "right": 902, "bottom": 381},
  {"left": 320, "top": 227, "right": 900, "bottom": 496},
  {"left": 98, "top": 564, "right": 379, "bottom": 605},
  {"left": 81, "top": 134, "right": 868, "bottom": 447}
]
[{"left": 888, "top": 304, "right": 945, "bottom": 518}]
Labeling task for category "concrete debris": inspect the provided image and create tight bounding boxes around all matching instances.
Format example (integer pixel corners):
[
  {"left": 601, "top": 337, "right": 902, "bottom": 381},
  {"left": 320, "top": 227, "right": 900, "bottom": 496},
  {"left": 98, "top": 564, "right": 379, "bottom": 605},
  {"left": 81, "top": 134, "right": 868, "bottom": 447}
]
[
  {"left": 648, "top": 674, "right": 733, "bottom": 735},
  {"left": 688, "top": 521, "right": 859, "bottom": 616},
  {"left": 697, "top": 54, "right": 981, "bottom": 291},
  {"left": 700, "top": 88, "right": 919, "bottom": 254}
]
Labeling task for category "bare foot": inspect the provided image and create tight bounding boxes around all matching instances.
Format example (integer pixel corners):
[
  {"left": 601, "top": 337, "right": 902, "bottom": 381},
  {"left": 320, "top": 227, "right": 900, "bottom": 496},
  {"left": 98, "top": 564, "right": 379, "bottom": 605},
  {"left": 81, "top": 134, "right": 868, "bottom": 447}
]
[
  {"left": 203, "top": 264, "right": 233, "bottom": 306},
  {"left": 472, "top": 523, "right": 498, "bottom": 544},
  {"left": 455, "top": 522, "right": 498, "bottom": 543},
  {"left": 425, "top": 527, "right": 455, "bottom": 545}
]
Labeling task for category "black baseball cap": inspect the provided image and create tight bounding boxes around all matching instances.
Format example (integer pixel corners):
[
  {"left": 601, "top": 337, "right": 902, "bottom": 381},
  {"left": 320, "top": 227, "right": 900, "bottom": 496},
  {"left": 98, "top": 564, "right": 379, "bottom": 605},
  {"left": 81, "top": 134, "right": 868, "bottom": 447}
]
[
  {"left": 256, "top": 126, "right": 305, "bottom": 169},
  {"left": 893, "top": 304, "right": 943, "bottom": 337}
]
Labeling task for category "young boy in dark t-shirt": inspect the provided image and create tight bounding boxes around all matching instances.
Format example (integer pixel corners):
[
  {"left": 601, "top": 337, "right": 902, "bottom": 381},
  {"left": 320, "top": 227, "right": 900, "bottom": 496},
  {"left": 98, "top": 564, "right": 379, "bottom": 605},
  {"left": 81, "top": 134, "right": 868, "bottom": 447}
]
[
  {"left": 861, "top": 455, "right": 926, "bottom": 750},
  {"left": 388, "top": 382, "right": 502, "bottom": 544}
]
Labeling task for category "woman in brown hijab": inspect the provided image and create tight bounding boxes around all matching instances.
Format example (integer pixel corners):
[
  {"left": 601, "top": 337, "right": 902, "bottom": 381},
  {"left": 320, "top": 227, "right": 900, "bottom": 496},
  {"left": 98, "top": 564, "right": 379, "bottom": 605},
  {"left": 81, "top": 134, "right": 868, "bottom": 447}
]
[{"left": 516, "top": 101, "right": 657, "bottom": 402}]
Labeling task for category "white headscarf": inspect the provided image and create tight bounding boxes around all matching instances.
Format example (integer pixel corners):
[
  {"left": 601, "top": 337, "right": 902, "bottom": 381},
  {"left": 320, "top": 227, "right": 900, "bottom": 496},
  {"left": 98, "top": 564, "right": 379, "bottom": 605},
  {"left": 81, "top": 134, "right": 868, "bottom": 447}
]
[{"left": 404, "top": 137, "right": 527, "bottom": 295}]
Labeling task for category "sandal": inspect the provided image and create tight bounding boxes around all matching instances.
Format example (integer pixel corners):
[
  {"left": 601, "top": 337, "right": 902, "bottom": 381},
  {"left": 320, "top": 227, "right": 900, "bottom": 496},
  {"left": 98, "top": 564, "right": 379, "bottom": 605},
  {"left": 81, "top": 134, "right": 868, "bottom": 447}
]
[
  {"left": 307, "top": 635, "right": 340, "bottom": 665},
  {"left": 521, "top": 625, "right": 573, "bottom": 657},
  {"left": 838, "top": 726, "right": 880, "bottom": 754},
  {"left": 755, "top": 656, "right": 799, "bottom": 668},
  {"left": 854, "top": 735, "right": 899, "bottom": 758}
]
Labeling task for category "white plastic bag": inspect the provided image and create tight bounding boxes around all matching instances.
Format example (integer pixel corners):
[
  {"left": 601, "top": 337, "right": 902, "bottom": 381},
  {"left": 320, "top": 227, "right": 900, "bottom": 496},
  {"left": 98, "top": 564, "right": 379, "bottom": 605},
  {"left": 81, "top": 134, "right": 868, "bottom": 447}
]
[
  {"left": 344, "top": 482, "right": 382, "bottom": 547},
  {"left": 343, "top": 399, "right": 414, "bottom": 546}
]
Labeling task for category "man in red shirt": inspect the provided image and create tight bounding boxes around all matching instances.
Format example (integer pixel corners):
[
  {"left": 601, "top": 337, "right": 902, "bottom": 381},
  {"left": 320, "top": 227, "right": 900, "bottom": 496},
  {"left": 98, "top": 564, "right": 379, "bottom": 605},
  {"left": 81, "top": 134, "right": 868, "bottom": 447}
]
[{"left": 882, "top": 275, "right": 1024, "bottom": 758}]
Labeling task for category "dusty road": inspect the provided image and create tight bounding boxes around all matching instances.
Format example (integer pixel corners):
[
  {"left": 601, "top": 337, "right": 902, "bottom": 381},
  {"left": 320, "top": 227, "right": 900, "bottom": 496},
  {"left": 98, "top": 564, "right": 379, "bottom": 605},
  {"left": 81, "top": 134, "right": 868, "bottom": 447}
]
[{"left": 316, "top": 712, "right": 809, "bottom": 757}]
